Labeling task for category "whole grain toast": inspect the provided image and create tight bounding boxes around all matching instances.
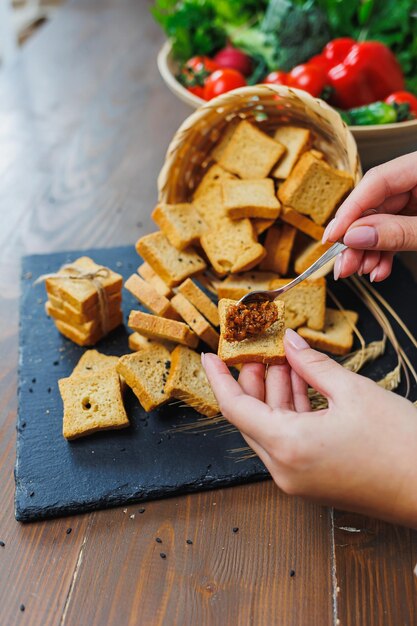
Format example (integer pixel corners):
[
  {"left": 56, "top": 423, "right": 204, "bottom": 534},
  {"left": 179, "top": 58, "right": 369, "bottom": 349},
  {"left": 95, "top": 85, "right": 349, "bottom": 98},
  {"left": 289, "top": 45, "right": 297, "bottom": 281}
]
[
  {"left": 128, "top": 310, "right": 199, "bottom": 348},
  {"left": 222, "top": 178, "right": 281, "bottom": 220},
  {"left": 164, "top": 346, "right": 219, "bottom": 417},
  {"left": 152, "top": 202, "right": 207, "bottom": 250},
  {"left": 117, "top": 345, "right": 173, "bottom": 411},
  {"left": 136, "top": 231, "right": 206, "bottom": 287},
  {"left": 298, "top": 308, "right": 358, "bottom": 355},
  {"left": 59, "top": 368, "right": 129, "bottom": 440},
  {"left": 278, "top": 151, "right": 353, "bottom": 225},
  {"left": 218, "top": 120, "right": 285, "bottom": 179},
  {"left": 218, "top": 298, "right": 286, "bottom": 365},
  {"left": 171, "top": 293, "right": 219, "bottom": 351},
  {"left": 259, "top": 224, "right": 297, "bottom": 275}
]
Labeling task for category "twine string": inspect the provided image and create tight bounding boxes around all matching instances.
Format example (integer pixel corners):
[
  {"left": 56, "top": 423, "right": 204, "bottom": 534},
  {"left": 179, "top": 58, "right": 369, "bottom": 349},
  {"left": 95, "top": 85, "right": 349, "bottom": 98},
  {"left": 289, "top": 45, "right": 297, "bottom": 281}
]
[{"left": 34, "top": 263, "right": 110, "bottom": 335}]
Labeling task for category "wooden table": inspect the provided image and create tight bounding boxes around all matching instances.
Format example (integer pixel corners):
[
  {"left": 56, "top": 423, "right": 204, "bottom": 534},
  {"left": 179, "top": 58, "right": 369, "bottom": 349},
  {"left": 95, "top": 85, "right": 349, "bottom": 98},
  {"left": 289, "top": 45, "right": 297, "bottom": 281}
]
[{"left": 0, "top": 1, "right": 416, "bottom": 624}]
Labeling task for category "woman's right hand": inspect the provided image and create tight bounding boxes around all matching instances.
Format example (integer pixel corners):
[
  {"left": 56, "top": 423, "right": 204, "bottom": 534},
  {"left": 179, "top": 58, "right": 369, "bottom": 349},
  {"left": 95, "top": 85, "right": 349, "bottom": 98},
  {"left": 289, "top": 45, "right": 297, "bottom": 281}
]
[{"left": 322, "top": 151, "right": 417, "bottom": 281}]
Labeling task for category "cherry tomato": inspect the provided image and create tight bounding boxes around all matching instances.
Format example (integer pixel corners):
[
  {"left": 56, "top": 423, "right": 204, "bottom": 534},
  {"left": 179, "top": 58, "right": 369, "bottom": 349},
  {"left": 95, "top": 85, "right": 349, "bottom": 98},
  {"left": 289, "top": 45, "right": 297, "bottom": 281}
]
[
  {"left": 385, "top": 91, "right": 417, "bottom": 115},
  {"left": 323, "top": 38, "right": 355, "bottom": 66},
  {"left": 287, "top": 64, "right": 327, "bottom": 97},
  {"left": 184, "top": 56, "right": 219, "bottom": 75},
  {"left": 203, "top": 69, "right": 246, "bottom": 100},
  {"left": 262, "top": 70, "right": 288, "bottom": 86},
  {"left": 187, "top": 85, "right": 205, "bottom": 99}
]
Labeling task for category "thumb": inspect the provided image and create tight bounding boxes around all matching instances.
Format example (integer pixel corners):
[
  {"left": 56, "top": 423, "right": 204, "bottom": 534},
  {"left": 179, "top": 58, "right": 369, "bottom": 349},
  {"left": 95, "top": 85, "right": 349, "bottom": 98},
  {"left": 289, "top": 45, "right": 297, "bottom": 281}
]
[
  {"left": 284, "top": 329, "right": 354, "bottom": 401},
  {"left": 343, "top": 214, "right": 417, "bottom": 252}
]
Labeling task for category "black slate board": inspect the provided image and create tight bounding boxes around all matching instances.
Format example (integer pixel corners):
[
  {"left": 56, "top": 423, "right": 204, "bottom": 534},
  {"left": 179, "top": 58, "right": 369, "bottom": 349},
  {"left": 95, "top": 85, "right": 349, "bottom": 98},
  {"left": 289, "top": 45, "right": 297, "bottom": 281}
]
[{"left": 15, "top": 246, "right": 417, "bottom": 522}]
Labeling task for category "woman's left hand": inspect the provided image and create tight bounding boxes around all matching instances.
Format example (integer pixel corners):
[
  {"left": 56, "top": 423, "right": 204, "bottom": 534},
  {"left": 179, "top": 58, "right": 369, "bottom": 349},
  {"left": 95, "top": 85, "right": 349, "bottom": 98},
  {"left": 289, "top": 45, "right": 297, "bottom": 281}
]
[{"left": 202, "top": 329, "right": 417, "bottom": 528}]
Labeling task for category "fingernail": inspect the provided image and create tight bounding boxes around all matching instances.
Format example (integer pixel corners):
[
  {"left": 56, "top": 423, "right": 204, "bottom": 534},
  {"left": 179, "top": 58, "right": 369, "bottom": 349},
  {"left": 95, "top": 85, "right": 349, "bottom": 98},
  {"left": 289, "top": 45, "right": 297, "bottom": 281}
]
[
  {"left": 285, "top": 328, "right": 309, "bottom": 350},
  {"left": 370, "top": 268, "right": 378, "bottom": 283},
  {"left": 344, "top": 226, "right": 377, "bottom": 248},
  {"left": 333, "top": 253, "right": 343, "bottom": 281},
  {"left": 357, "top": 260, "right": 364, "bottom": 276},
  {"left": 322, "top": 218, "right": 336, "bottom": 244},
  {"left": 201, "top": 352, "right": 205, "bottom": 366}
]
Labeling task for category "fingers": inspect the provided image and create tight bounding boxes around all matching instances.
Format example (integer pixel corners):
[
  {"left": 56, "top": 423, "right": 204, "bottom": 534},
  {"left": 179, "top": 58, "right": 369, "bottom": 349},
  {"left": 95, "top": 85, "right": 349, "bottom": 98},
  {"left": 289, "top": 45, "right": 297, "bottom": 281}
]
[
  {"left": 334, "top": 248, "right": 364, "bottom": 280},
  {"left": 343, "top": 214, "right": 417, "bottom": 252},
  {"left": 202, "top": 353, "right": 275, "bottom": 446},
  {"left": 265, "top": 363, "right": 294, "bottom": 410},
  {"left": 323, "top": 152, "right": 417, "bottom": 243},
  {"left": 284, "top": 329, "right": 354, "bottom": 400},
  {"left": 360, "top": 250, "right": 380, "bottom": 276},
  {"left": 290, "top": 368, "right": 311, "bottom": 412},
  {"left": 238, "top": 363, "right": 265, "bottom": 402},
  {"left": 370, "top": 252, "right": 394, "bottom": 282}
]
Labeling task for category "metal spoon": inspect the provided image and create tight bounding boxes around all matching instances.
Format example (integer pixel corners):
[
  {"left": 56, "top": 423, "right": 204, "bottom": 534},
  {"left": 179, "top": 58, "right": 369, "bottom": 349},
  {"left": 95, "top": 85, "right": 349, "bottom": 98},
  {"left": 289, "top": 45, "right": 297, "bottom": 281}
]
[{"left": 238, "top": 241, "right": 347, "bottom": 305}]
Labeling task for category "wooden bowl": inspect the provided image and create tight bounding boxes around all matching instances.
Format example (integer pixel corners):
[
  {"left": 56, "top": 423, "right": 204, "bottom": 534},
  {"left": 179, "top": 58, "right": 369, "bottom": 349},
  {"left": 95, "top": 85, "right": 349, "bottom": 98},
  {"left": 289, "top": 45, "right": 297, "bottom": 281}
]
[{"left": 157, "top": 41, "right": 417, "bottom": 170}]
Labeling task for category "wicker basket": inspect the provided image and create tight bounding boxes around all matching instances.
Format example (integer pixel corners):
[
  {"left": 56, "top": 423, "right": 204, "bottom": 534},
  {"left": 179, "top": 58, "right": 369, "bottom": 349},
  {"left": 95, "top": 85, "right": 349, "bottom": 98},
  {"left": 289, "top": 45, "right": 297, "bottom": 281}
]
[{"left": 158, "top": 84, "right": 361, "bottom": 204}]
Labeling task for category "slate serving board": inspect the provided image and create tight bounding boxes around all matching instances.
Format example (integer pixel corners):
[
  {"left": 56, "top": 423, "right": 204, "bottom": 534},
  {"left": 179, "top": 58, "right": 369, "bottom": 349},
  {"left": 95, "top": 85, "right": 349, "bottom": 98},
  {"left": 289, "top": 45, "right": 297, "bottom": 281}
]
[{"left": 15, "top": 246, "right": 417, "bottom": 522}]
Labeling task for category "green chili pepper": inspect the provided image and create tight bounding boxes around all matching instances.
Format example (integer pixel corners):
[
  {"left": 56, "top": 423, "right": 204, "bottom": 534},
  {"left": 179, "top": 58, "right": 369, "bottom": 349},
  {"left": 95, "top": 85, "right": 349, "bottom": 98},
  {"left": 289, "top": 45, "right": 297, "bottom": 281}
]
[{"left": 339, "top": 101, "right": 411, "bottom": 125}]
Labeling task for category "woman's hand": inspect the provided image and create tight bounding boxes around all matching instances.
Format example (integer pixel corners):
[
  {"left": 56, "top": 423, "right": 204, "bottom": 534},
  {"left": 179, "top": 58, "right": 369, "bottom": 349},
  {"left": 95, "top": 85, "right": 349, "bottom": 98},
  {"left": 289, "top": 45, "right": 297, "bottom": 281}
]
[
  {"left": 322, "top": 151, "right": 417, "bottom": 281},
  {"left": 202, "top": 329, "right": 417, "bottom": 528}
]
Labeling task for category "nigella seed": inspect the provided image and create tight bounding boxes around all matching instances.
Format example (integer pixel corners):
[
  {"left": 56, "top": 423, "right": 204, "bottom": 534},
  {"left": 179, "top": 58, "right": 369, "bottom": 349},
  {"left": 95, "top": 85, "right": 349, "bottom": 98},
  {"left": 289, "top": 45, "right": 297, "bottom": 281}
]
[
  {"left": 155, "top": 537, "right": 162, "bottom": 544},
  {"left": 53, "top": 361, "right": 59, "bottom": 366},
  {"left": 20, "top": 604, "right": 25, "bottom": 612},
  {"left": 232, "top": 527, "right": 239, "bottom": 533},
  {"left": 290, "top": 569, "right": 295, "bottom": 577},
  {"left": 139, "top": 508, "right": 146, "bottom": 514},
  {"left": 186, "top": 539, "right": 193, "bottom": 545},
  {"left": 66, "top": 528, "right": 72, "bottom": 535},
  {"left": 160, "top": 552, "right": 166, "bottom": 559},
  {"left": 0, "top": 541, "right": 5, "bottom": 547},
  {"left": 29, "top": 491, "right": 35, "bottom": 497}
]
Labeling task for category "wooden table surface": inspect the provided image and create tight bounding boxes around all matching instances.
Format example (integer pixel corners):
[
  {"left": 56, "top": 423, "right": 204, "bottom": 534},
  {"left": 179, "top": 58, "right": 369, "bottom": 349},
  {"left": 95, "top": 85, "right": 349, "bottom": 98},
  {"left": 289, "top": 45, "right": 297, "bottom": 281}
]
[{"left": 0, "top": 1, "right": 416, "bottom": 624}]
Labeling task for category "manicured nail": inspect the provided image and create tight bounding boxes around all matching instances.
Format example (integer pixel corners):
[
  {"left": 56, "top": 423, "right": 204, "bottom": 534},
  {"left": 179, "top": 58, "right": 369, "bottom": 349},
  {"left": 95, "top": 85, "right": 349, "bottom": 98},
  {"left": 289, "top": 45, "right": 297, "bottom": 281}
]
[
  {"left": 370, "top": 268, "right": 378, "bottom": 283},
  {"left": 322, "top": 218, "right": 336, "bottom": 244},
  {"left": 285, "top": 328, "right": 309, "bottom": 350},
  {"left": 333, "top": 253, "right": 343, "bottom": 281},
  {"left": 357, "top": 260, "right": 364, "bottom": 276},
  {"left": 344, "top": 226, "right": 377, "bottom": 248},
  {"left": 201, "top": 352, "right": 205, "bottom": 366}
]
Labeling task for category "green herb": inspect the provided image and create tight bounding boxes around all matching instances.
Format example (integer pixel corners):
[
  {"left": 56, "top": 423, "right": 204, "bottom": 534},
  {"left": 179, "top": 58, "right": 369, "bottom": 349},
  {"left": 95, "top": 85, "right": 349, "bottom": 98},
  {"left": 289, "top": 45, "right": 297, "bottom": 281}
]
[{"left": 339, "top": 101, "right": 411, "bottom": 125}]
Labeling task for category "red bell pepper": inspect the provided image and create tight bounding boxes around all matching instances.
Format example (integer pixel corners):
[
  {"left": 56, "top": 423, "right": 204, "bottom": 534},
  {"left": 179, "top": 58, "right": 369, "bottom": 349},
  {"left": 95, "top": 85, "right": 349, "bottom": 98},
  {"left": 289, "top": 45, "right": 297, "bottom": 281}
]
[{"left": 328, "top": 41, "right": 405, "bottom": 109}]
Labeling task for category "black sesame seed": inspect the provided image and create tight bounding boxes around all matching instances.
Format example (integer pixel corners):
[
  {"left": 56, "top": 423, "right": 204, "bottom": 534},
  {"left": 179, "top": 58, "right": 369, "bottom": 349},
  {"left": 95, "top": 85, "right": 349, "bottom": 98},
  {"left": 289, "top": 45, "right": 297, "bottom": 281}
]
[
  {"left": 53, "top": 361, "right": 59, "bottom": 366},
  {"left": 186, "top": 539, "right": 193, "bottom": 545},
  {"left": 290, "top": 569, "right": 295, "bottom": 577},
  {"left": 21, "top": 422, "right": 26, "bottom": 429},
  {"left": 20, "top": 604, "right": 25, "bottom": 612},
  {"left": 120, "top": 448, "right": 126, "bottom": 452},
  {"left": 29, "top": 491, "right": 35, "bottom": 497},
  {"left": 160, "top": 552, "right": 166, "bottom": 559},
  {"left": 0, "top": 541, "right": 5, "bottom": 547},
  {"left": 47, "top": 387, "right": 52, "bottom": 393},
  {"left": 232, "top": 527, "right": 239, "bottom": 533},
  {"left": 139, "top": 508, "right": 146, "bottom": 514},
  {"left": 156, "top": 537, "right": 162, "bottom": 544},
  {"left": 32, "top": 378, "right": 36, "bottom": 384},
  {"left": 66, "top": 528, "right": 72, "bottom": 535},
  {"left": 29, "top": 388, "right": 33, "bottom": 393}
]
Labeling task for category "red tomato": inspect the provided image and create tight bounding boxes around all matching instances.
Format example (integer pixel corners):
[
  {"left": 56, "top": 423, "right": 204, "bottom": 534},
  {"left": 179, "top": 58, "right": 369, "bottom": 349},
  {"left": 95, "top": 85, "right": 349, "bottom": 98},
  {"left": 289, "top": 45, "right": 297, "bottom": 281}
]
[
  {"left": 287, "top": 64, "right": 327, "bottom": 97},
  {"left": 203, "top": 69, "right": 246, "bottom": 100},
  {"left": 187, "top": 85, "right": 205, "bottom": 99},
  {"left": 385, "top": 91, "right": 417, "bottom": 115},
  {"left": 262, "top": 70, "right": 288, "bottom": 86},
  {"left": 323, "top": 38, "right": 355, "bottom": 66},
  {"left": 184, "top": 56, "right": 219, "bottom": 75}
]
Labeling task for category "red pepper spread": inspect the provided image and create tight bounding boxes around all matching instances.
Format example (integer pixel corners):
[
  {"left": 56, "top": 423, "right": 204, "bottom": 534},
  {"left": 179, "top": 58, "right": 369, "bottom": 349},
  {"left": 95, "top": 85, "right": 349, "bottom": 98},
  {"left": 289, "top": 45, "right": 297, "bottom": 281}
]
[{"left": 224, "top": 301, "right": 278, "bottom": 342}]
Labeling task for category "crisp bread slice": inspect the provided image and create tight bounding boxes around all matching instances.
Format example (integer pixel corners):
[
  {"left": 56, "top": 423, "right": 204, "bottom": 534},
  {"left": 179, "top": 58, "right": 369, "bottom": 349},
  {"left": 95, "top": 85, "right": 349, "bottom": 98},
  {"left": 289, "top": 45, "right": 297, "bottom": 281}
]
[
  {"left": 222, "top": 178, "right": 281, "bottom": 220},
  {"left": 124, "top": 273, "right": 179, "bottom": 319},
  {"left": 298, "top": 308, "right": 358, "bottom": 355},
  {"left": 178, "top": 278, "right": 219, "bottom": 327},
  {"left": 164, "top": 346, "right": 219, "bottom": 418},
  {"left": 217, "top": 271, "right": 278, "bottom": 301},
  {"left": 117, "top": 345, "right": 172, "bottom": 411},
  {"left": 269, "top": 277, "right": 326, "bottom": 330},
  {"left": 59, "top": 368, "right": 129, "bottom": 440},
  {"left": 136, "top": 231, "right": 206, "bottom": 287},
  {"left": 152, "top": 202, "right": 207, "bottom": 250},
  {"left": 218, "top": 298, "right": 286, "bottom": 365},
  {"left": 218, "top": 120, "right": 285, "bottom": 179},
  {"left": 271, "top": 126, "right": 311, "bottom": 179},
  {"left": 171, "top": 293, "right": 220, "bottom": 351},
  {"left": 128, "top": 310, "right": 199, "bottom": 348},
  {"left": 280, "top": 205, "right": 325, "bottom": 241},
  {"left": 47, "top": 292, "right": 122, "bottom": 325},
  {"left": 128, "top": 331, "right": 175, "bottom": 352},
  {"left": 259, "top": 224, "right": 297, "bottom": 275},
  {"left": 294, "top": 240, "right": 332, "bottom": 275},
  {"left": 137, "top": 262, "right": 173, "bottom": 298}
]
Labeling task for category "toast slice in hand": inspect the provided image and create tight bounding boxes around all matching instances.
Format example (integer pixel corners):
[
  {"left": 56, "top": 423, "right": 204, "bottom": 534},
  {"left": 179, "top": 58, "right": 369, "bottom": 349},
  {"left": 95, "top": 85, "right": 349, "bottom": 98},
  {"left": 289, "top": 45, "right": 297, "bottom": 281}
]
[
  {"left": 117, "top": 345, "right": 173, "bottom": 411},
  {"left": 278, "top": 151, "right": 353, "bottom": 225},
  {"left": 218, "top": 298, "right": 286, "bottom": 365},
  {"left": 136, "top": 231, "right": 206, "bottom": 287},
  {"left": 298, "top": 308, "right": 358, "bottom": 355},
  {"left": 59, "top": 368, "right": 129, "bottom": 440},
  {"left": 218, "top": 120, "right": 285, "bottom": 179},
  {"left": 164, "top": 346, "right": 219, "bottom": 417},
  {"left": 152, "top": 202, "right": 207, "bottom": 250}
]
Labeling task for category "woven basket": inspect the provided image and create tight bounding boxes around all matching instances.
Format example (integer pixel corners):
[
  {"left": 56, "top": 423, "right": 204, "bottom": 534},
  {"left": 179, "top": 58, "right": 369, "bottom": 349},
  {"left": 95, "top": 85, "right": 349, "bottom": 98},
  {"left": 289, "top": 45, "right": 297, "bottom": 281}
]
[{"left": 158, "top": 84, "right": 361, "bottom": 203}]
